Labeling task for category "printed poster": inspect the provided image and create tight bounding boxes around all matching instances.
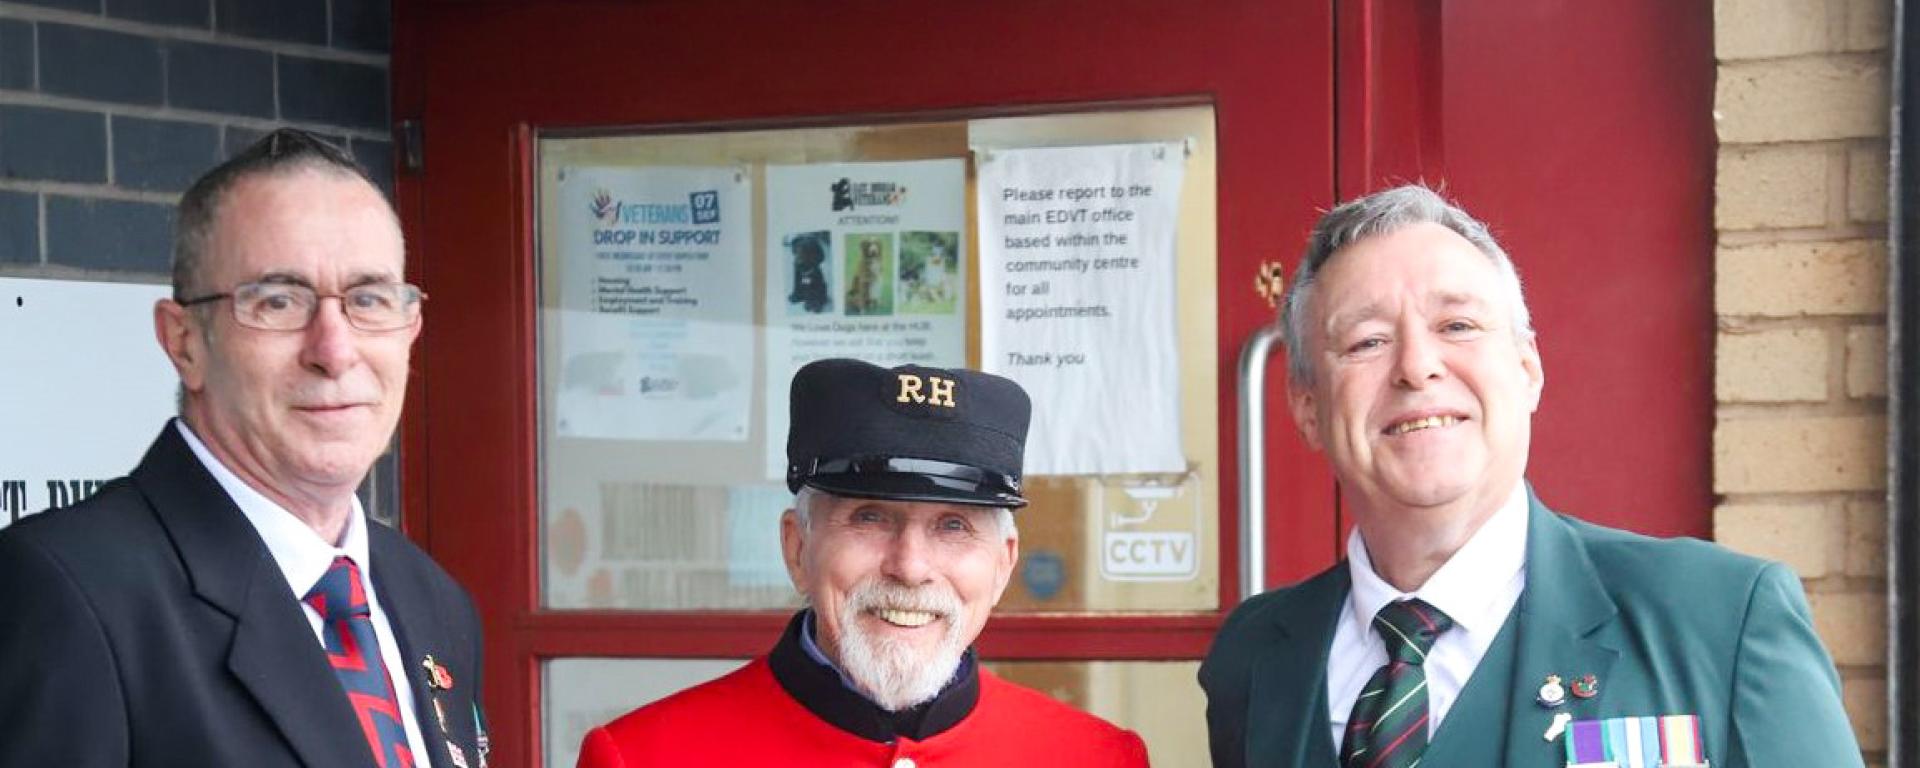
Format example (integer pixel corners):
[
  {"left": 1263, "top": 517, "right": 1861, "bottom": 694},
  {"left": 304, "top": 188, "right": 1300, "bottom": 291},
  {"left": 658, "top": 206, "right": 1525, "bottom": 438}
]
[
  {"left": 977, "top": 142, "right": 1187, "bottom": 475},
  {"left": 762, "top": 159, "right": 968, "bottom": 477},
  {"left": 552, "top": 166, "right": 753, "bottom": 442}
]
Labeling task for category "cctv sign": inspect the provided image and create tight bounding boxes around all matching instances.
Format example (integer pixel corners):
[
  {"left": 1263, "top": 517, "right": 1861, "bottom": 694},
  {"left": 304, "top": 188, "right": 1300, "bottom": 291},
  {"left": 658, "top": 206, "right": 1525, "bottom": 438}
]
[
  {"left": 1102, "top": 531, "right": 1198, "bottom": 580},
  {"left": 1099, "top": 475, "right": 1203, "bottom": 582}
]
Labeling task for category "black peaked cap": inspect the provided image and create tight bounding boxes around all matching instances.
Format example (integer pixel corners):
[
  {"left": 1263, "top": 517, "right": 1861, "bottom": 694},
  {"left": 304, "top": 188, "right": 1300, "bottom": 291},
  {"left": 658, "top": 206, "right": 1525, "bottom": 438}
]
[{"left": 786, "top": 358, "right": 1030, "bottom": 508}]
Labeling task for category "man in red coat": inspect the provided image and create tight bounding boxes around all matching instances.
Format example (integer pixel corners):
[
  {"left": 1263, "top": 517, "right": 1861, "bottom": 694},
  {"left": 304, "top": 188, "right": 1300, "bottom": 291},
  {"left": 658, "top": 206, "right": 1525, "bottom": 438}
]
[{"left": 578, "top": 359, "right": 1149, "bottom": 767}]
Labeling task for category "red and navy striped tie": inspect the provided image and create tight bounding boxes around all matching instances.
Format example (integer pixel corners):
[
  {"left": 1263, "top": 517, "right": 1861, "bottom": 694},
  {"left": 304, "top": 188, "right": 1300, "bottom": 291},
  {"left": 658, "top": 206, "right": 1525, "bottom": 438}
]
[
  {"left": 304, "top": 556, "right": 414, "bottom": 768},
  {"left": 1339, "top": 598, "right": 1454, "bottom": 768}
]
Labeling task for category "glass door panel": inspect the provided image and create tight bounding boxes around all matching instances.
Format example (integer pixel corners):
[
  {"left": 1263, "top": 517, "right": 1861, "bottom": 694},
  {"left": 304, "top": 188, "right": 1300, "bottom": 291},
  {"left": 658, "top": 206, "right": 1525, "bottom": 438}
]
[
  {"left": 535, "top": 105, "right": 1220, "bottom": 614},
  {"left": 988, "top": 660, "right": 1206, "bottom": 767},
  {"left": 543, "top": 658, "right": 749, "bottom": 768}
]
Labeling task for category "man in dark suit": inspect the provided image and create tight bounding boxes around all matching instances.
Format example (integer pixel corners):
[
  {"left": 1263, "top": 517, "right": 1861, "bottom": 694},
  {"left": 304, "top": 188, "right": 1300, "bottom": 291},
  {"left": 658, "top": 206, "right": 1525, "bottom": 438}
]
[
  {"left": 0, "top": 129, "right": 488, "bottom": 768},
  {"left": 1201, "top": 185, "right": 1862, "bottom": 767}
]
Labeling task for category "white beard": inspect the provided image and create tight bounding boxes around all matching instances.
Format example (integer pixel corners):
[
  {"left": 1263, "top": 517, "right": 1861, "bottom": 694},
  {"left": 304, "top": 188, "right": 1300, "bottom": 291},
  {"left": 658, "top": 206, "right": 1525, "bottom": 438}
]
[{"left": 831, "top": 579, "right": 970, "bottom": 711}]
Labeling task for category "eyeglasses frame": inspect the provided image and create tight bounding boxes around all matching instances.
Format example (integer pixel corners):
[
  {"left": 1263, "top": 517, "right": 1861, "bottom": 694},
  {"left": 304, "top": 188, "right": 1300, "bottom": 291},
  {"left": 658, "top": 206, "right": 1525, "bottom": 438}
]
[{"left": 175, "top": 280, "right": 428, "bottom": 332}]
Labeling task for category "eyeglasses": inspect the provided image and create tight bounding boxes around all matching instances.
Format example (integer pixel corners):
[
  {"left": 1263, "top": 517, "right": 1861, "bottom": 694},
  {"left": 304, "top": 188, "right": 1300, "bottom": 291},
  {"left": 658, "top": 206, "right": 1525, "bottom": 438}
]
[{"left": 178, "top": 281, "right": 427, "bottom": 332}]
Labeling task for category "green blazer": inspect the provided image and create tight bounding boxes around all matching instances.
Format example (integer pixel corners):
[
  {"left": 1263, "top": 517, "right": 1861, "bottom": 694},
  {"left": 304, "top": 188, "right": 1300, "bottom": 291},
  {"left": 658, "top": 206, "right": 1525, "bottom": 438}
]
[{"left": 1199, "top": 492, "right": 1862, "bottom": 767}]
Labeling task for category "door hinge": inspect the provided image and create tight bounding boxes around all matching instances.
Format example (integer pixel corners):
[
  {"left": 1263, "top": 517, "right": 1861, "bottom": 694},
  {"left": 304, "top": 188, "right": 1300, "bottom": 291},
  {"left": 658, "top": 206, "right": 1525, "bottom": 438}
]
[{"left": 395, "top": 119, "right": 424, "bottom": 174}]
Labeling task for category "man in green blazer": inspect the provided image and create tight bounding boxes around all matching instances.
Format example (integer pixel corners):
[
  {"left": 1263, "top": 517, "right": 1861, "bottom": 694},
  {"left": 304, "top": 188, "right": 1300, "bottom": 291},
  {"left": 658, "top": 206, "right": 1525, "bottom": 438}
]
[{"left": 1200, "top": 185, "right": 1862, "bottom": 768}]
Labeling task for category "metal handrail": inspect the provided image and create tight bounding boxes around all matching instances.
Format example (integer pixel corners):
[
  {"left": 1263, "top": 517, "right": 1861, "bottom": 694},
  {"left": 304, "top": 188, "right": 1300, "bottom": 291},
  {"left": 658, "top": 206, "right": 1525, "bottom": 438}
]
[{"left": 1237, "top": 322, "right": 1285, "bottom": 602}]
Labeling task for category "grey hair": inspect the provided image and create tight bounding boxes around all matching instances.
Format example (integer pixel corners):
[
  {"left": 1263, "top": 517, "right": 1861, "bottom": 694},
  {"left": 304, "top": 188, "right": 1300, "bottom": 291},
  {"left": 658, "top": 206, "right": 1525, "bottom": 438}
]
[
  {"left": 1279, "top": 184, "right": 1534, "bottom": 385},
  {"left": 172, "top": 128, "right": 388, "bottom": 301},
  {"left": 792, "top": 486, "right": 1018, "bottom": 542}
]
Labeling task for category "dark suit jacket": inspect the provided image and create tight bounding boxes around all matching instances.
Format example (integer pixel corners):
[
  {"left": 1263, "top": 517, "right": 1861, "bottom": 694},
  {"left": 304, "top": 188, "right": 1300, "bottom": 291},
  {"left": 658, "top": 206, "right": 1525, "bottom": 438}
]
[
  {"left": 1200, "top": 492, "right": 1862, "bottom": 767},
  {"left": 0, "top": 424, "right": 487, "bottom": 768}
]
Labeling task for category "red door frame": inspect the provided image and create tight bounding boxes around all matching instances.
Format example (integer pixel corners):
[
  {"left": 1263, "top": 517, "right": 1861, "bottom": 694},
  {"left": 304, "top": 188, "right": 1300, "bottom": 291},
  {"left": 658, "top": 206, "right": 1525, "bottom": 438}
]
[
  {"left": 391, "top": 3, "right": 1713, "bottom": 765},
  {"left": 391, "top": 3, "right": 1340, "bottom": 765}
]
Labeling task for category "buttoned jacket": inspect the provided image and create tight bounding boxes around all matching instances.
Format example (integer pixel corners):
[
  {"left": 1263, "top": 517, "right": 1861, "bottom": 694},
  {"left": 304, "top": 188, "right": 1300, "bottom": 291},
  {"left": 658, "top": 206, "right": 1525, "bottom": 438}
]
[
  {"left": 0, "top": 425, "right": 488, "bottom": 768},
  {"left": 1199, "top": 492, "right": 1862, "bottom": 767}
]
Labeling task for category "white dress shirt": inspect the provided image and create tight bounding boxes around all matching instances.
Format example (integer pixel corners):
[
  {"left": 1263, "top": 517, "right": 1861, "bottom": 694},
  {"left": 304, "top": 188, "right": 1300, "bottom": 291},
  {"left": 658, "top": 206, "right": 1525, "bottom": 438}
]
[
  {"left": 177, "top": 421, "right": 433, "bottom": 764},
  {"left": 1326, "top": 482, "right": 1530, "bottom": 755}
]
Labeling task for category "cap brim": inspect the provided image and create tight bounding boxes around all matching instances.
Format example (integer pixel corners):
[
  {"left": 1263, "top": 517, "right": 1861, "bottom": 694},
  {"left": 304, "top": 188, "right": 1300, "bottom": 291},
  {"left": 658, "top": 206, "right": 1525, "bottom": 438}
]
[{"left": 802, "top": 471, "right": 1027, "bottom": 508}]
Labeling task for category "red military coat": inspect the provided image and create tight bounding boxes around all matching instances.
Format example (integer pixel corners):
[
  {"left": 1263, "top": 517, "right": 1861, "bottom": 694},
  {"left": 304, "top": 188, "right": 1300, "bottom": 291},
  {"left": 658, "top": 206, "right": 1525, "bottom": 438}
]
[{"left": 578, "top": 657, "right": 1149, "bottom": 767}]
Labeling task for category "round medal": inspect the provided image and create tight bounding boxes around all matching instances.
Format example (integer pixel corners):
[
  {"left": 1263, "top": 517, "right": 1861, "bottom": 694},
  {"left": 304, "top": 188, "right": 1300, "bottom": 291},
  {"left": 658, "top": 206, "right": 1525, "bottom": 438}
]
[{"left": 1536, "top": 674, "right": 1567, "bottom": 708}]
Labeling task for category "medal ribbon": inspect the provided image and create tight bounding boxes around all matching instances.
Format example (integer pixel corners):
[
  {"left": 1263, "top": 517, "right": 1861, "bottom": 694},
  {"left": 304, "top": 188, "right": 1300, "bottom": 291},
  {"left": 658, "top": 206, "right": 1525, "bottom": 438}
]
[{"left": 1565, "top": 715, "right": 1705, "bottom": 767}]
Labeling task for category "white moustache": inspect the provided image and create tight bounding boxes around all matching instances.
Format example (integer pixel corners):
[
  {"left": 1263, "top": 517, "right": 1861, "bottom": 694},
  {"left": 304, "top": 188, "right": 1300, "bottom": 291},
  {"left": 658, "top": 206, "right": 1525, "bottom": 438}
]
[{"left": 847, "top": 580, "right": 960, "bottom": 618}]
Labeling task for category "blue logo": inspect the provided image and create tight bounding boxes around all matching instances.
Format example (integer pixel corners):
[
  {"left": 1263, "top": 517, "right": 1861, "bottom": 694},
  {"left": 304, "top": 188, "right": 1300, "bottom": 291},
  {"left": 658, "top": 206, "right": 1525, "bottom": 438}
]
[
  {"left": 1022, "top": 550, "right": 1066, "bottom": 600},
  {"left": 689, "top": 190, "right": 720, "bottom": 225},
  {"left": 590, "top": 189, "right": 617, "bottom": 224}
]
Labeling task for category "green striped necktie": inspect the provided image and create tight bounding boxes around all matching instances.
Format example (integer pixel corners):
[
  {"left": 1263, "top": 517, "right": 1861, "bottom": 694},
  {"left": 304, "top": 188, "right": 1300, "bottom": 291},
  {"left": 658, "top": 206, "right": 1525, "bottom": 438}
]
[{"left": 1339, "top": 598, "right": 1455, "bottom": 768}]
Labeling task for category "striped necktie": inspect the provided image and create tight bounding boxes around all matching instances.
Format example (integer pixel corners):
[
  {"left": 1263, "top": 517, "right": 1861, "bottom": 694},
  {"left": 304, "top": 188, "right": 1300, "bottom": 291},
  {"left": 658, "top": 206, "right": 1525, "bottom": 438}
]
[
  {"left": 304, "top": 556, "right": 415, "bottom": 768},
  {"left": 1340, "top": 598, "right": 1454, "bottom": 768}
]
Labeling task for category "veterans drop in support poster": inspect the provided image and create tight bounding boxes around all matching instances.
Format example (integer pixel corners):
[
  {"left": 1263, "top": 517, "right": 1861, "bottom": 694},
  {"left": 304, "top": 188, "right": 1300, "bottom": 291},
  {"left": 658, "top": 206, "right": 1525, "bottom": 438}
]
[{"left": 550, "top": 166, "right": 754, "bottom": 442}]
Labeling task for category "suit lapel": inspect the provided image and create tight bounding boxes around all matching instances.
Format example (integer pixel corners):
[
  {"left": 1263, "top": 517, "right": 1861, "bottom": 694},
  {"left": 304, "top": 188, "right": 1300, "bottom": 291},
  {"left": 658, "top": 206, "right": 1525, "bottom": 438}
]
[
  {"left": 1422, "top": 610, "right": 1520, "bottom": 764},
  {"left": 369, "top": 524, "right": 462, "bottom": 768},
  {"left": 1248, "top": 568, "right": 1346, "bottom": 768},
  {"left": 133, "top": 423, "right": 368, "bottom": 768},
  {"left": 227, "top": 561, "right": 372, "bottom": 768},
  {"left": 1501, "top": 493, "right": 1622, "bottom": 767}
]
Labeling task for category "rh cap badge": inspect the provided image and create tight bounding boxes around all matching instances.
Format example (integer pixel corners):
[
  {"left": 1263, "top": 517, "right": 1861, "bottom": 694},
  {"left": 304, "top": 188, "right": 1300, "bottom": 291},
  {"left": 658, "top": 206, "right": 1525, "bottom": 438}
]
[{"left": 895, "top": 373, "right": 958, "bottom": 408}]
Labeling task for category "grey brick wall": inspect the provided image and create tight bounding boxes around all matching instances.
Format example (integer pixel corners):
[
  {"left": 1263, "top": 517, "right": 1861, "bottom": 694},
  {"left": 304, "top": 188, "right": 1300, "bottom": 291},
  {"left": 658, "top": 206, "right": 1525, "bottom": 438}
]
[{"left": 0, "top": 0, "right": 398, "bottom": 520}]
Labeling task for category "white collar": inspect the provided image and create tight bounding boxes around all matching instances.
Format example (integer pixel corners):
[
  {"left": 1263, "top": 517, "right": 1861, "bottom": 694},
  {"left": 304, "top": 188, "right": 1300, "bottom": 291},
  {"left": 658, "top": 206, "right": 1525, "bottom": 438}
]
[
  {"left": 174, "top": 419, "right": 371, "bottom": 600},
  {"left": 1345, "top": 482, "right": 1530, "bottom": 637}
]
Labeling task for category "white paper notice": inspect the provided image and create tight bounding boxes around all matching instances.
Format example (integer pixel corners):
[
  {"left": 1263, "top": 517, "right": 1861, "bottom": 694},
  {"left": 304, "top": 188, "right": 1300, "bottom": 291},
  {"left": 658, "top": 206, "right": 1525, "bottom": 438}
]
[
  {"left": 0, "top": 278, "right": 175, "bottom": 527},
  {"left": 978, "top": 143, "right": 1186, "bottom": 475},
  {"left": 762, "top": 160, "right": 967, "bottom": 477},
  {"left": 552, "top": 166, "right": 754, "bottom": 442}
]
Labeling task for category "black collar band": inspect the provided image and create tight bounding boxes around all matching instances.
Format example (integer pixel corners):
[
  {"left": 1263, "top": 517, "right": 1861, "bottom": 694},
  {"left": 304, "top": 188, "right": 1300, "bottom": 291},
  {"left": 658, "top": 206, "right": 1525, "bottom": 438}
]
[{"left": 767, "top": 610, "right": 979, "bottom": 742}]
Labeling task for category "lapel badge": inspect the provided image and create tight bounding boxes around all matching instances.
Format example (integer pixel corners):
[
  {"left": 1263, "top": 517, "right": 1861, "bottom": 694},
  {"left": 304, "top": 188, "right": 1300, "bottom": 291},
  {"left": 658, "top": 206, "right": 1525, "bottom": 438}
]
[
  {"left": 1536, "top": 674, "right": 1568, "bottom": 708},
  {"left": 1570, "top": 673, "right": 1599, "bottom": 699},
  {"left": 446, "top": 740, "right": 470, "bottom": 768},
  {"left": 1543, "top": 711, "right": 1573, "bottom": 742},
  {"left": 432, "top": 697, "right": 451, "bottom": 733},
  {"left": 423, "top": 655, "right": 455, "bottom": 691}
]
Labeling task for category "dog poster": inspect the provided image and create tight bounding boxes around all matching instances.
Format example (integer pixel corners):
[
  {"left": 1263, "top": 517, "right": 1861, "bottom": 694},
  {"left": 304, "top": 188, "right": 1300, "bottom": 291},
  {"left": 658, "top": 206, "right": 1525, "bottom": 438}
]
[{"left": 762, "top": 159, "right": 967, "bottom": 478}]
